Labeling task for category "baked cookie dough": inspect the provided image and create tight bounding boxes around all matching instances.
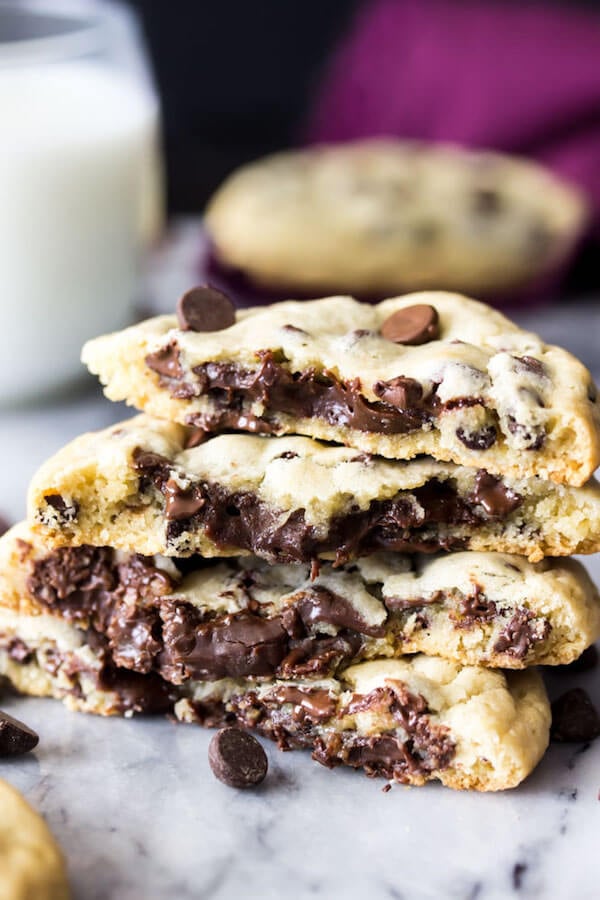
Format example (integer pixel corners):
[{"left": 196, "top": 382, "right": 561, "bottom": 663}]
[
  {"left": 0, "top": 778, "right": 70, "bottom": 900},
  {"left": 82, "top": 293, "right": 600, "bottom": 486},
  {"left": 28, "top": 416, "right": 600, "bottom": 563},
  {"left": 1, "top": 525, "right": 598, "bottom": 677},
  {"left": 204, "top": 140, "right": 588, "bottom": 298}
]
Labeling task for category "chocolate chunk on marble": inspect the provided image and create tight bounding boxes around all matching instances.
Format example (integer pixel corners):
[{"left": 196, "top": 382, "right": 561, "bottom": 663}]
[
  {"left": 176, "top": 286, "right": 236, "bottom": 333},
  {"left": 0, "top": 711, "right": 39, "bottom": 756},
  {"left": 551, "top": 688, "right": 600, "bottom": 742},
  {"left": 208, "top": 726, "right": 268, "bottom": 788},
  {"left": 380, "top": 304, "right": 440, "bottom": 345}
]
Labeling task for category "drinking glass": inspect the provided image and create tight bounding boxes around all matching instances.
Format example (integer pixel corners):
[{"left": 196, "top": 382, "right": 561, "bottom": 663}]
[{"left": 0, "top": 0, "right": 164, "bottom": 403}]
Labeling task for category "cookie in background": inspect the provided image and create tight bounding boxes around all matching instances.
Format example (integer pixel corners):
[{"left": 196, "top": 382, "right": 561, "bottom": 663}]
[{"left": 202, "top": 140, "right": 588, "bottom": 306}]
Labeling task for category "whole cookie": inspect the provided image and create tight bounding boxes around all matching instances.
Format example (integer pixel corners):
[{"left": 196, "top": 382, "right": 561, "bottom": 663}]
[
  {"left": 0, "top": 778, "right": 70, "bottom": 899},
  {"left": 205, "top": 139, "right": 587, "bottom": 297}
]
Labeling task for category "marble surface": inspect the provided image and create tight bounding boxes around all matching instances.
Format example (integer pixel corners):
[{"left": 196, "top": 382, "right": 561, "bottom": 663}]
[{"left": 1, "top": 224, "right": 600, "bottom": 899}]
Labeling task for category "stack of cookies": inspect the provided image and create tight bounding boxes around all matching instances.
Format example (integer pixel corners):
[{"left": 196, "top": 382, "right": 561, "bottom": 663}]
[{"left": 1, "top": 288, "right": 600, "bottom": 791}]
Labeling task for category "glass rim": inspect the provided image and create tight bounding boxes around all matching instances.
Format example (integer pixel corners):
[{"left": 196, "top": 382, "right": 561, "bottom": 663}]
[{"left": 0, "top": 0, "right": 107, "bottom": 64}]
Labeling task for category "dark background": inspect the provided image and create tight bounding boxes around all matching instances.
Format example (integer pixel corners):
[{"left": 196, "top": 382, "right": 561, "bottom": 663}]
[
  {"left": 127, "top": 0, "right": 599, "bottom": 292},
  {"left": 128, "top": 0, "right": 359, "bottom": 211},
  {"left": 127, "top": 0, "right": 600, "bottom": 212}
]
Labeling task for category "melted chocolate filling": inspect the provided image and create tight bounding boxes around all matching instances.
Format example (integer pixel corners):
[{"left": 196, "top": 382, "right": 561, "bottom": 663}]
[
  {"left": 0, "top": 630, "right": 173, "bottom": 715},
  {"left": 146, "top": 344, "right": 504, "bottom": 449},
  {"left": 146, "top": 347, "right": 441, "bottom": 436},
  {"left": 492, "top": 608, "right": 550, "bottom": 660},
  {"left": 132, "top": 449, "right": 522, "bottom": 564},
  {"left": 2, "top": 625, "right": 455, "bottom": 779},
  {"left": 225, "top": 682, "right": 456, "bottom": 781},
  {"left": 26, "top": 547, "right": 378, "bottom": 683}
]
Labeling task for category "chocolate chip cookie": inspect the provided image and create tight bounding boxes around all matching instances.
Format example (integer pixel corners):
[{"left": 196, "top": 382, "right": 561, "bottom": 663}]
[
  {"left": 1, "top": 524, "right": 598, "bottom": 679},
  {"left": 27, "top": 416, "right": 600, "bottom": 563},
  {"left": 204, "top": 140, "right": 588, "bottom": 298},
  {"left": 82, "top": 293, "right": 600, "bottom": 486}
]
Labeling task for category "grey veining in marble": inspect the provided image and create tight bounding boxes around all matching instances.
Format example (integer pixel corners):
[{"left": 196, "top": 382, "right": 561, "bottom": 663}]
[{"left": 1, "top": 221, "right": 599, "bottom": 899}]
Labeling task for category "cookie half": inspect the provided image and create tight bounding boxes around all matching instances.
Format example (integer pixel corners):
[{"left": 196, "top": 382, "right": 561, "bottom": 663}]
[
  {"left": 2, "top": 524, "right": 598, "bottom": 675},
  {"left": 82, "top": 293, "right": 600, "bottom": 486},
  {"left": 28, "top": 416, "right": 600, "bottom": 563},
  {"left": 0, "top": 599, "right": 550, "bottom": 792},
  {"left": 204, "top": 140, "right": 588, "bottom": 298}
]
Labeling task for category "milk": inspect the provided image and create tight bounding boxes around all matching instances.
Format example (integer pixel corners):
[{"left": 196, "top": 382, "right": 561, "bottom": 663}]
[{"left": 0, "top": 62, "right": 162, "bottom": 402}]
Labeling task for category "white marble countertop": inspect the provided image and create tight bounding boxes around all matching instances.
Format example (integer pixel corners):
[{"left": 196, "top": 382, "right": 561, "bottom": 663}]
[{"left": 1, "top": 223, "right": 599, "bottom": 899}]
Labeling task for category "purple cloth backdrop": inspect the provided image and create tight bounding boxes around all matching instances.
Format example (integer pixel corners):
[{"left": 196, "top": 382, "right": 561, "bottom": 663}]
[{"left": 305, "top": 0, "right": 600, "bottom": 229}]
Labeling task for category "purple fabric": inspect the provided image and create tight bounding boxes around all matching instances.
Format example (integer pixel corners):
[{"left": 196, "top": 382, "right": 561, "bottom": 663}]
[{"left": 305, "top": 0, "right": 600, "bottom": 225}]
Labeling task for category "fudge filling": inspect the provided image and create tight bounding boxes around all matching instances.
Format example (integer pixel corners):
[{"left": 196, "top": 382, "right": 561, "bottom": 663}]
[
  {"left": 26, "top": 547, "right": 379, "bottom": 683},
  {"left": 146, "top": 343, "right": 511, "bottom": 452},
  {"left": 195, "top": 680, "right": 456, "bottom": 782},
  {"left": 0, "top": 633, "right": 174, "bottom": 715},
  {"left": 132, "top": 448, "right": 522, "bottom": 563},
  {"left": 24, "top": 536, "right": 550, "bottom": 690}
]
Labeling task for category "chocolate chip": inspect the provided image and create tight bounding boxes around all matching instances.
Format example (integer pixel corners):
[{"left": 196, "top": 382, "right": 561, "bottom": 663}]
[
  {"left": 184, "top": 428, "right": 208, "bottom": 449},
  {"left": 208, "top": 727, "right": 268, "bottom": 788},
  {"left": 551, "top": 688, "right": 600, "bottom": 743},
  {"left": 472, "top": 188, "right": 503, "bottom": 215},
  {"left": 507, "top": 417, "right": 545, "bottom": 450},
  {"left": 456, "top": 425, "right": 497, "bottom": 450},
  {"left": 163, "top": 480, "right": 205, "bottom": 520},
  {"left": 373, "top": 376, "right": 423, "bottom": 408},
  {"left": 517, "top": 356, "right": 546, "bottom": 378},
  {"left": 380, "top": 304, "right": 440, "bottom": 346},
  {"left": 146, "top": 342, "right": 184, "bottom": 379},
  {"left": 472, "top": 471, "right": 522, "bottom": 517},
  {"left": 44, "top": 494, "right": 79, "bottom": 523},
  {"left": 0, "top": 711, "right": 39, "bottom": 756},
  {"left": 493, "top": 609, "right": 547, "bottom": 659},
  {"left": 176, "top": 286, "right": 236, "bottom": 333},
  {"left": 0, "top": 515, "right": 10, "bottom": 538}
]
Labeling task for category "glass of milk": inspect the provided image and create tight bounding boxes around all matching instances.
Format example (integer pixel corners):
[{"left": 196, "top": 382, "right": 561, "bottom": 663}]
[{"left": 0, "top": 0, "right": 164, "bottom": 404}]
